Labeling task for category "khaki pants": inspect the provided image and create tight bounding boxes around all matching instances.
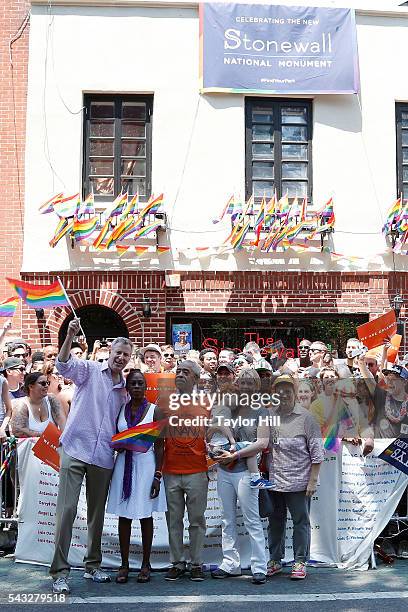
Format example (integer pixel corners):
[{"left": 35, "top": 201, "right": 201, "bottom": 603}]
[
  {"left": 49, "top": 449, "right": 112, "bottom": 578},
  {"left": 164, "top": 472, "right": 208, "bottom": 568}
]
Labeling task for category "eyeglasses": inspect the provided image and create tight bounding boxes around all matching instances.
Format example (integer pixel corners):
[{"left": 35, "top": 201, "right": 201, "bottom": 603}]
[
  {"left": 37, "top": 380, "right": 50, "bottom": 387},
  {"left": 10, "top": 366, "right": 25, "bottom": 373},
  {"left": 14, "top": 352, "right": 28, "bottom": 358},
  {"left": 163, "top": 353, "right": 175, "bottom": 358},
  {"left": 309, "top": 348, "right": 323, "bottom": 353},
  {"left": 299, "top": 345, "right": 310, "bottom": 349},
  {"left": 98, "top": 358, "right": 109, "bottom": 363}
]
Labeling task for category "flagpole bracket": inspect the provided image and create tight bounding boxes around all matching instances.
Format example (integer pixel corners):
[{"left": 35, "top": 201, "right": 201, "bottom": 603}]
[
  {"left": 387, "top": 224, "right": 399, "bottom": 249},
  {"left": 320, "top": 227, "right": 334, "bottom": 251},
  {"left": 70, "top": 234, "right": 75, "bottom": 250}
]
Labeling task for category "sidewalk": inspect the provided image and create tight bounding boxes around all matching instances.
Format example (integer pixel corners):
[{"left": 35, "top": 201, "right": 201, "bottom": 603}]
[{"left": 0, "top": 556, "right": 408, "bottom": 605}]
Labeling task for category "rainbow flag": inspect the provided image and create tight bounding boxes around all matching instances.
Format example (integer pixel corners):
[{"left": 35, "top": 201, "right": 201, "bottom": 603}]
[
  {"left": 383, "top": 197, "right": 402, "bottom": 233},
  {"left": 93, "top": 219, "right": 112, "bottom": 249},
  {"left": 319, "top": 197, "right": 335, "bottom": 224},
  {"left": 134, "top": 221, "right": 162, "bottom": 241},
  {"left": 49, "top": 218, "right": 74, "bottom": 248},
  {"left": 121, "top": 193, "right": 139, "bottom": 219},
  {"left": 289, "top": 196, "right": 300, "bottom": 219},
  {"left": 212, "top": 195, "right": 235, "bottom": 224},
  {"left": 276, "top": 193, "right": 290, "bottom": 218},
  {"left": 107, "top": 192, "right": 128, "bottom": 218},
  {"left": 0, "top": 297, "right": 19, "bottom": 317},
  {"left": 231, "top": 219, "right": 251, "bottom": 249},
  {"left": 397, "top": 200, "right": 408, "bottom": 233},
  {"left": 77, "top": 192, "right": 95, "bottom": 216},
  {"left": 106, "top": 215, "right": 143, "bottom": 247},
  {"left": 73, "top": 216, "right": 98, "bottom": 242},
  {"left": 110, "top": 419, "right": 167, "bottom": 453},
  {"left": 300, "top": 197, "right": 308, "bottom": 221},
  {"left": 53, "top": 193, "right": 80, "bottom": 218},
  {"left": 39, "top": 193, "right": 64, "bottom": 214},
  {"left": 285, "top": 221, "right": 306, "bottom": 244},
  {"left": 7, "top": 278, "right": 69, "bottom": 309},
  {"left": 139, "top": 193, "right": 164, "bottom": 217}
]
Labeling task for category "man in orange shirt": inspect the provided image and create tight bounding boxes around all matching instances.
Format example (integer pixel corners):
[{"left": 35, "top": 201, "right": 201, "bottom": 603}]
[{"left": 162, "top": 360, "right": 209, "bottom": 582}]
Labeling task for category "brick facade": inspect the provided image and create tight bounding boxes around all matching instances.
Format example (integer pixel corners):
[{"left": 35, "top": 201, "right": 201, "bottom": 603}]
[
  {"left": 0, "top": 1, "right": 29, "bottom": 309},
  {"left": 20, "top": 270, "right": 407, "bottom": 350}
]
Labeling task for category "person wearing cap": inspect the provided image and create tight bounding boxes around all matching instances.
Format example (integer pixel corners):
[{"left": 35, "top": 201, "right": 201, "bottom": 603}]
[
  {"left": 2, "top": 357, "right": 26, "bottom": 399},
  {"left": 359, "top": 358, "right": 408, "bottom": 438},
  {"left": 266, "top": 374, "right": 324, "bottom": 581},
  {"left": 141, "top": 344, "right": 162, "bottom": 373},
  {"left": 216, "top": 363, "right": 235, "bottom": 394},
  {"left": 254, "top": 359, "right": 273, "bottom": 395}
]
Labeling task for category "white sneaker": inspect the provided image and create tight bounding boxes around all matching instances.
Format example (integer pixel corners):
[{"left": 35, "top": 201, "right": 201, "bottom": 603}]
[
  {"left": 52, "top": 577, "right": 70, "bottom": 594},
  {"left": 83, "top": 568, "right": 111, "bottom": 583}
]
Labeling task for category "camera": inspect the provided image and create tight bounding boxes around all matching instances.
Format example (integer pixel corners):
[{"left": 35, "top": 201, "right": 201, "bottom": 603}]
[{"left": 349, "top": 344, "right": 368, "bottom": 359}]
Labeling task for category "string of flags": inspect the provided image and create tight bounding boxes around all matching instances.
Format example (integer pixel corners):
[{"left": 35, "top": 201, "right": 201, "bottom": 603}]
[
  {"left": 382, "top": 196, "right": 408, "bottom": 253},
  {"left": 41, "top": 192, "right": 165, "bottom": 250}
]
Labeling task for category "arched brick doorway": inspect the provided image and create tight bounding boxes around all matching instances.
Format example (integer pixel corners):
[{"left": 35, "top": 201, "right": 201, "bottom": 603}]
[{"left": 59, "top": 305, "right": 129, "bottom": 349}]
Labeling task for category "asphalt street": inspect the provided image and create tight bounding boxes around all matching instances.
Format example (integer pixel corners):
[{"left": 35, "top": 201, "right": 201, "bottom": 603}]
[{"left": 0, "top": 556, "right": 408, "bottom": 611}]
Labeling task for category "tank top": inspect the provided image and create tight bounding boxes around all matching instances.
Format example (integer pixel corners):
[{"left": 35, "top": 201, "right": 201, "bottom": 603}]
[{"left": 27, "top": 396, "right": 55, "bottom": 434}]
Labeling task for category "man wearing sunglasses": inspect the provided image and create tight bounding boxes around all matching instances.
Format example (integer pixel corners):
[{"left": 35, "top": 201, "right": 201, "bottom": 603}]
[
  {"left": 8, "top": 340, "right": 31, "bottom": 369},
  {"left": 1, "top": 357, "right": 26, "bottom": 399},
  {"left": 161, "top": 344, "right": 176, "bottom": 372},
  {"left": 50, "top": 318, "right": 132, "bottom": 595}
]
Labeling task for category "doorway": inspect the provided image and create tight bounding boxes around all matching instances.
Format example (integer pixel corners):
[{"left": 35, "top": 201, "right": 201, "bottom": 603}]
[{"left": 59, "top": 305, "right": 128, "bottom": 350}]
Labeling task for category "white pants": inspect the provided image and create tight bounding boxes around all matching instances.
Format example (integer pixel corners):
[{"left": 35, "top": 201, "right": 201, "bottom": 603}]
[{"left": 217, "top": 468, "right": 267, "bottom": 575}]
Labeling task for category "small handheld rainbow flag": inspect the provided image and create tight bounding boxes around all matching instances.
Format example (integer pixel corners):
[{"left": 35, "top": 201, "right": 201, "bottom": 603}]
[
  {"left": 0, "top": 297, "right": 19, "bottom": 317},
  {"left": 7, "top": 278, "right": 69, "bottom": 309},
  {"left": 110, "top": 418, "right": 167, "bottom": 453}
]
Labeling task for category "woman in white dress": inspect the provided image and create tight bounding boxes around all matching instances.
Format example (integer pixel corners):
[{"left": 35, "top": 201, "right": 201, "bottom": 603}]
[{"left": 107, "top": 369, "right": 166, "bottom": 583}]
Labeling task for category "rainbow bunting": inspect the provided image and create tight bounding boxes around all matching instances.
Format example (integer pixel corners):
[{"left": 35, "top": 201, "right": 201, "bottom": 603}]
[
  {"left": 93, "top": 219, "right": 112, "bottom": 249},
  {"left": 7, "top": 278, "right": 69, "bottom": 309},
  {"left": 116, "top": 245, "right": 130, "bottom": 257},
  {"left": 107, "top": 192, "right": 128, "bottom": 218},
  {"left": 49, "top": 218, "right": 74, "bottom": 248},
  {"left": 110, "top": 418, "right": 167, "bottom": 453},
  {"left": 39, "top": 193, "right": 64, "bottom": 214},
  {"left": 0, "top": 297, "right": 19, "bottom": 317},
  {"left": 73, "top": 216, "right": 98, "bottom": 242},
  {"left": 134, "top": 221, "right": 162, "bottom": 241},
  {"left": 157, "top": 246, "right": 171, "bottom": 254},
  {"left": 77, "top": 192, "right": 95, "bottom": 216},
  {"left": 53, "top": 193, "right": 80, "bottom": 218},
  {"left": 135, "top": 246, "right": 150, "bottom": 256}
]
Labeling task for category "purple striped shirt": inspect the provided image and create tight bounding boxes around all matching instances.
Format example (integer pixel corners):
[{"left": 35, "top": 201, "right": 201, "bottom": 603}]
[{"left": 56, "top": 356, "right": 128, "bottom": 469}]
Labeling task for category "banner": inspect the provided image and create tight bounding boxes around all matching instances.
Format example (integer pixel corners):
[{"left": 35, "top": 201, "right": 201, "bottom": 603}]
[
  {"left": 379, "top": 436, "right": 408, "bottom": 476},
  {"left": 15, "top": 439, "right": 407, "bottom": 570},
  {"left": 200, "top": 3, "right": 360, "bottom": 94},
  {"left": 357, "top": 310, "right": 397, "bottom": 350}
]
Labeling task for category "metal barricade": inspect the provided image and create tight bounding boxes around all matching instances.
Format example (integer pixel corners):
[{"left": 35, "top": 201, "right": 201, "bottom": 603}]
[{"left": 0, "top": 438, "right": 19, "bottom": 547}]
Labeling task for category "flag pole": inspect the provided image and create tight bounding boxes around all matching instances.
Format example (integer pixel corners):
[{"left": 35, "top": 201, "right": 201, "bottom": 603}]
[{"left": 56, "top": 276, "right": 86, "bottom": 338}]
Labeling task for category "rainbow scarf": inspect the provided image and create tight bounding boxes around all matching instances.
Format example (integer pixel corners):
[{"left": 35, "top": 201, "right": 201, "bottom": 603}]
[
  {"left": 7, "top": 278, "right": 69, "bottom": 309},
  {"left": 73, "top": 216, "right": 98, "bottom": 241},
  {"left": 0, "top": 297, "right": 19, "bottom": 317},
  {"left": 111, "top": 418, "right": 167, "bottom": 453}
]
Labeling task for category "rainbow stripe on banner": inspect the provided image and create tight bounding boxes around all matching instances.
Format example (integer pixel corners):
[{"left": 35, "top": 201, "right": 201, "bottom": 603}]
[
  {"left": 0, "top": 297, "right": 19, "bottom": 317},
  {"left": 7, "top": 278, "right": 69, "bottom": 309},
  {"left": 110, "top": 419, "right": 167, "bottom": 453}
]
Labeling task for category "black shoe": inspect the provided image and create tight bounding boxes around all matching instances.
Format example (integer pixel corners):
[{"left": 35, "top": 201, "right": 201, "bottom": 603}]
[
  {"left": 165, "top": 566, "right": 185, "bottom": 581},
  {"left": 211, "top": 568, "right": 241, "bottom": 579},
  {"left": 252, "top": 572, "right": 266, "bottom": 584},
  {"left": 190, "top": 565, "right": 205, "bottom": 581}
]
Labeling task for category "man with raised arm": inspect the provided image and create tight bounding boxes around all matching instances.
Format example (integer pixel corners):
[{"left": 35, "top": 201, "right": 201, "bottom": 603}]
[{"left": 50, "top": 318, "right": 132, "bottom": 595}]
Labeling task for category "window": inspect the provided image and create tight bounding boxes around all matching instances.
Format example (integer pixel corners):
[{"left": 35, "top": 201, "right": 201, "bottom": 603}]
[
  {"left": 245, "top": 99, "right": 312, "bottom": 201},
  {"left": 396, "top": 103, "right": 408, "bottom": 200},
  {"left": 83, "top": 95, "right": 153, "bottom": 202}
]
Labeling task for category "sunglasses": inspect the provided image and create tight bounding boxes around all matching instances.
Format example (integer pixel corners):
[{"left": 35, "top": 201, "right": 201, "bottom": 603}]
[
  {"left": 10, "top": 366, "right": 25, "bottom": 372},
  {"left": 309, "top": 348, "right": 324, "bottom": 353},
  {"left": 98, "top": 358, "right": 109, "bottom": 363},
  {"left": 299, "top": 345, "right": 310, "bottom": 349},
  {"left": 14, "top": 353, "right": 28, "bottom": 358},
  {"left": 37, "top": 380, "right": 50, "bottom": 387},
  {"left": 163, "top": 353, "right": 175, "bottom": 358}
]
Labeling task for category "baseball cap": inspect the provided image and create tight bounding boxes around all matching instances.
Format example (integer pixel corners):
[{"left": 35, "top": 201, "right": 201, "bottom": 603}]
[
  {"left": 271, "top": 374, "right": 296, "bottom": 389},
  {"left": 2, "top": 357, "right": 25, "bottom": 371},
  {"left": 382, "top": 364, "right": 408, "bottom": 380},
  {"left": 255, "top": 359, "right": 272, "bottom": 372},
  {"left": 217, "top": 363, "right": 234, "bottom": 374},
  {"left": 141, "top": 344, "right": 162, "bottom": 357}
]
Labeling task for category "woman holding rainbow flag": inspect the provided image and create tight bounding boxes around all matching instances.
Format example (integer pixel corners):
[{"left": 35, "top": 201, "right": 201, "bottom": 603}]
[{"left": 107, "top": 369, "right": 167, "bottom": 584}]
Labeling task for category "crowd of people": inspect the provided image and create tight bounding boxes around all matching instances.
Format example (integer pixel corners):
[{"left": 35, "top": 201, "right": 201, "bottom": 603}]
[{"left": 0, "top": 317, "right": 408, "bottom": 594}]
